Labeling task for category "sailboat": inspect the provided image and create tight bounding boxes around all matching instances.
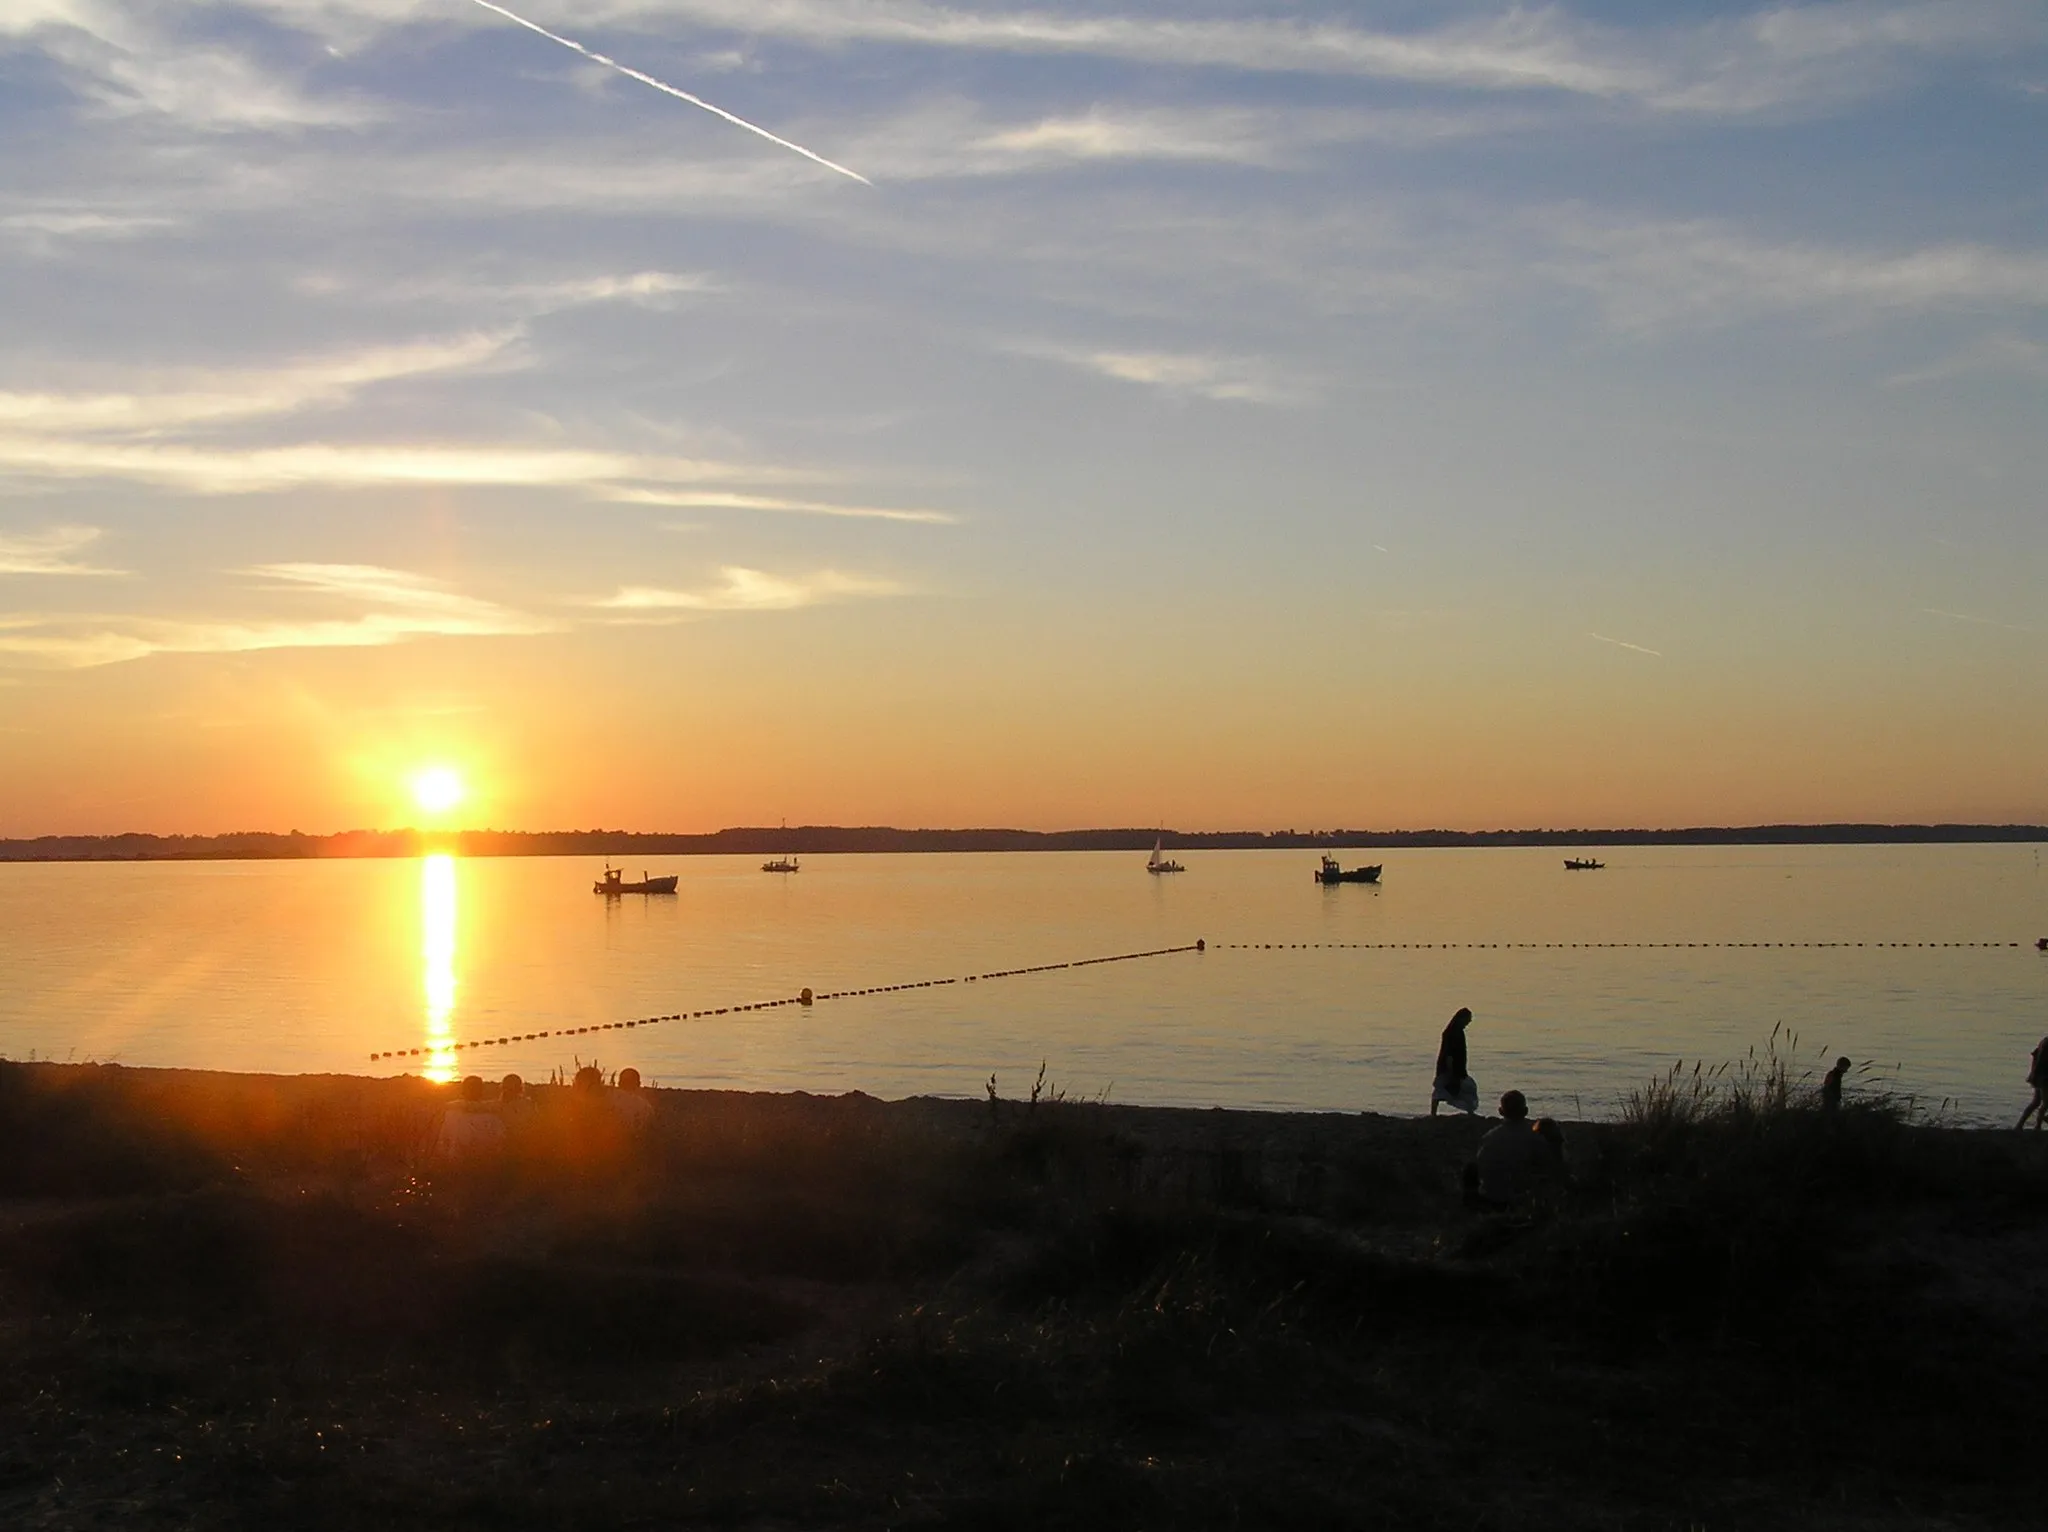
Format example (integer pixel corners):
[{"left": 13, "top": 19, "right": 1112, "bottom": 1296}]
[{"left": 1146, "top": 837, "right": 1185, "bottom": 875}]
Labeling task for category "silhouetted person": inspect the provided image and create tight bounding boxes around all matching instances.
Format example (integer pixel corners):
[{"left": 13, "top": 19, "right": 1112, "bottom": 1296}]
[
  {"left": 2019, "top": 1037, "right": 2048, "bottom": 1131},
  {"left": 1431, "top": 1008, "right": 1477, "bottom": 1116},
  {"left": 612, "top": 1066, "right": 654, "bottom": 1133},
  {"left": 1473, "top": 1091, "right": 1559, "bottom": 1206},
  {"left": 434, "top": 1073, "right": 507, "bottom": 1160},
  {"left": 1821, "top": 1057, "right": 1850, "bottom": 1114},
  {"left": 498, "top": 1072, "right": 533, "bottom": 1129}
]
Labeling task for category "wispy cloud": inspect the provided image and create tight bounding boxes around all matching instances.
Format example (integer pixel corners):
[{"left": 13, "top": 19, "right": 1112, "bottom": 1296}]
[
  {"left": 1887, "top": 333, "right": 2048, "bottom": 386},
  {"left": 0, "top": 333, "right": 515, "bottom": 436},
  {"left": 1920, "top": 607, "right": 2035, "bottom": 634},
  {"left": 3, "top": 1, "right": 377, "bottom": 130},
  {"left": 1542, "top": 213, "right": 2048, "bottom": 329},
  {"left": 301, "top": 268, "right": 719, "bottom": 314},
  {"left": 0, "top": 524, "right": 122, "bottom": 577},
  {"left": 456, "top": 0, "right": 2047, "bottom": 117},
  {"left": 1011, "top": 339, "right": 1304, "bottom": 404},
  {"left": 846, "top": 101, "right": 1519, "bottom": 179},
  {"left": 595, "top": 566, "right": 905, "bottom": 612},
  {"left": 609, "top": 488, "right": 958, "bottom": 524},
  {"left": 0, "top": 437, "right": 796, "bottom": 496},
  {"left": 0, "top": 562, "right": 552, "bottom": 669},
  {"left": 1588, "top": 631, "right": 1662, "bottom": 657}
]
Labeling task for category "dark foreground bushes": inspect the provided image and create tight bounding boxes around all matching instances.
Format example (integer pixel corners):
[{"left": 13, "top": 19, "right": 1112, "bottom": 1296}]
[{"left": 1, "top": 1059, "right": 2043, "bottom": 1530}]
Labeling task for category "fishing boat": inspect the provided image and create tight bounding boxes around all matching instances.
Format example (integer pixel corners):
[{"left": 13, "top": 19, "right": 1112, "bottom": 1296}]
[
  {"left": 594, "top": 864, "right": 679, "bottom": 895},
  {"left": 762, "top": 820, "right": 800, "bottom": 873},
  {"left": 1563, "top": 857, "right": 1605, "bottom": 871},
  {"left": 1146, "top": 838, "right": 1185, "bottom": 875},
  {"left": 1315, "top": 854, "right": 1381, "bottom": 885}
]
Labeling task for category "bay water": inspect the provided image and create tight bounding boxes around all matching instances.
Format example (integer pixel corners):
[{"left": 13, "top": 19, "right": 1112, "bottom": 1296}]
[{"left": 3, "top": 845, "right": 2043, "bottom": 1122}]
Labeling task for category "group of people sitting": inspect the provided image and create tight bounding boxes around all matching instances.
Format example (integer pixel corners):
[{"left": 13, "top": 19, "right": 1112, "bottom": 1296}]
[{"left": 433, "top": 1064, "right": 654, "bottom": 1160}]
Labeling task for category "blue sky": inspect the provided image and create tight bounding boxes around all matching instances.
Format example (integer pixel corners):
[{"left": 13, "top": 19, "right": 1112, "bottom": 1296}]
[{"left": 1, "top": 2, "right": 2044, "bottom": 833}]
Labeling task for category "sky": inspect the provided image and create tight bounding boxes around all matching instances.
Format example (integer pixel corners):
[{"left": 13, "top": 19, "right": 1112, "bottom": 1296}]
[{"left": 0, "top": 0, "right": 2044, "bottom": 836}]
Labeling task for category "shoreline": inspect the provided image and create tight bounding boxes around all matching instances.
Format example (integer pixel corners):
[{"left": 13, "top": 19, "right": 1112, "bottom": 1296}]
[{"left": 7, "top": 821, "right": 2047, "bottom": 863}]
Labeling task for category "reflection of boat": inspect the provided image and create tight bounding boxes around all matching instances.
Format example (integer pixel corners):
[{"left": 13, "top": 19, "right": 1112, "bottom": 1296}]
[
  {"left": 1146, "top": 838, "right": 1185, "bottom": 875},
  {"left": 1563, "top": 858, "right": 1605, "bottom": 871},
  {"left": 594, "top": 864, "right": 679, "bottom": 895},
  {"left": 1315, "top": 854, "right": 1381, "bottom": 885}
]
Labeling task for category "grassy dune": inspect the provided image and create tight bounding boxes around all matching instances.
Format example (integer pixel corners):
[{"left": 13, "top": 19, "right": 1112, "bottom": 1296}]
[{"left": 1, "top": 1060, "right": 2043, "bottom": 1529}]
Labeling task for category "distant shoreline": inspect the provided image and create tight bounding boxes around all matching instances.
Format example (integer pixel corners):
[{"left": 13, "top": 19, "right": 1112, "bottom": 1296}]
[{"left": 3, "top": 822, "right": 2045, "bottom": 862}]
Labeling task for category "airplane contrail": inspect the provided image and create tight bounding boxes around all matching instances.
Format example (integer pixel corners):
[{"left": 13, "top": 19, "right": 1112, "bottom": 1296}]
[
  {"left": 467, "top": 0, "right": 871, "bottom": 186},
  {"left": 1588, "top": 632, "right": 1662, "bottom": 658}
]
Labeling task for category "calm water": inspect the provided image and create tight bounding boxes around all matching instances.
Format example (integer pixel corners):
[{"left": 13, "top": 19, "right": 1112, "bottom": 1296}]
[{"left": 3, "top": 847, "right": 2044, "bottom": 1122}]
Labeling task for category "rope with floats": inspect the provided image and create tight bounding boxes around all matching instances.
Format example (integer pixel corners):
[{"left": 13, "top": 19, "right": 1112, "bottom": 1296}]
[
  {"left": 1214, "top": 940, "right": 2032, "bottom": 950},
  {"left": 368, "top": 941, "right": 1206, "bottom": 1063},
  {"left": 371, "top": 935, "right": 2042, "bottom": 1063}
]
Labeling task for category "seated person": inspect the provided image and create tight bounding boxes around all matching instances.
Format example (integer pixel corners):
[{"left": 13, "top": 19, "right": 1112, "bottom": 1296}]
[
  {"left": 1473, "top": 1091, "right": 1559, "bottom": 1206},
  {"left": 611, "top": 1066, "right": 655, "bottom": 1133},
  {"left": 434, "top": 1074, "right": 507, "bottom": 1160},
  {"left": 497, "top": 1073, "right": 534, "bottom": 1128}
]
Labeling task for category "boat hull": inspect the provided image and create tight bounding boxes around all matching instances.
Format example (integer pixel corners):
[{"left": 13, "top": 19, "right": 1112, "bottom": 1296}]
[{"left": 594, "top": 875, "right": 679, "bottom": 895}]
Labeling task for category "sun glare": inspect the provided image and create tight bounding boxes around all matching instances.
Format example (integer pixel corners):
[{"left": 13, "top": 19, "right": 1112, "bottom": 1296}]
[{"left": 411, "top": 767, "right": 466, "bottom": 817}]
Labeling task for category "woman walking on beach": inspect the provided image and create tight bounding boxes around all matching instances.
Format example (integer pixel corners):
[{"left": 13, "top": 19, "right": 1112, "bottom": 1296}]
[{"left": 1431, "top": 1008, "right": 1478, "bottom": 1116}]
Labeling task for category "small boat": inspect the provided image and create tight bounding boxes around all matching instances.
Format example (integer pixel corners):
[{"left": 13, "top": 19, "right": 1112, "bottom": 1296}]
[
  {"left": 594, "top": 863, "right": 678, "bottom": 895},
  {"left": 763, "top": 819, "right": 800, "bottom": 873},
  {"left": 1563, "top": 857, "right": 1605, "bottom": 871},
  {"left": 1146, "top": 838, "right": 1185, "bottom": 875},
  {"left": 1315, "top": 854, "right": 1380, "bottom": 885}
]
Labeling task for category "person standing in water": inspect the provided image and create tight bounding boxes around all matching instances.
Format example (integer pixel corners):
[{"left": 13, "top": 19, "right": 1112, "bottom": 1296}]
[
  {"left": 1431, "top": 1008, "right": 1478, "bottom": 1116},
  {"left": 2018, "top": 1036, "right": 2048, "bottom": 1131}
]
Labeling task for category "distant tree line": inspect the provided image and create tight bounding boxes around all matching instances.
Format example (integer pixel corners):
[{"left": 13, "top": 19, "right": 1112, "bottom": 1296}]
[{"left": 2, "top": 822, "right": 2044, "bottom": 862}]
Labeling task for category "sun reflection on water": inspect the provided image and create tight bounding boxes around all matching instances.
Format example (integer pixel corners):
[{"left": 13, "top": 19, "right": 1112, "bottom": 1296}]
[{"left": 422, "top": 853, "right": 458, "bottom": 1082}]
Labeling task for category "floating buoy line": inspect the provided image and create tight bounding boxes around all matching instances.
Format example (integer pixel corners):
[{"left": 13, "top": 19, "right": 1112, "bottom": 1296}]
[
  {"left": 1214, "top": 941, "right": 2029, "bottom": 950},
  {"left": 369, "top": 941, "right": 1205, "bottom": 1063},
  {"left": 371, "top": 935, "right": 2038, "bottom": 1064}
]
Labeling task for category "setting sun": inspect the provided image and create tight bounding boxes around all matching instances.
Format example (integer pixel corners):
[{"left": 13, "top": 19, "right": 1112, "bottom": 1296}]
[{"left": 410, "top": 767, "right": 466, "bottom": 817}]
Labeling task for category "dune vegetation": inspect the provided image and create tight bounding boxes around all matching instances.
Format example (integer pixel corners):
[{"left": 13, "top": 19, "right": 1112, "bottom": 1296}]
[{"left": 1, "top": 1055, "right": 2042, "bottom": 1529}]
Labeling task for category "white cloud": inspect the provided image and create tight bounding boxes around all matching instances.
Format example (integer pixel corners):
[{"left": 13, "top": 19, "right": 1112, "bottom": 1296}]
[
  {"left": 0, "top": 562, "right": 552, "bottom": 669},
  {"left": 1011, "top": 340, "right": 1304, "bottom": 404},
  {"left": 1920, "top": 607, "right": 2035, "bottom": 634},
  {"left": 608, "top": 488, "right": 958, "bottom": 523},
  {"left": 1886, "top": 333, "right": 2048, "bottom": 386},
  {"left": 3, "top": 1, "right": 377, "bottom": 130},
  {"left": 443, "top": 0, "right": 2048, "bottom": 117},
  {"left": 0, "top": 524, "right": 122, "bottom": 576},
  {"left": 1540, "top": 213, "right": 2048, "bottom": 330},
  {"left": 0, "top": 333, "right": 516, "bottom": 436},
  {"left": 596, "top": 566, "right": 904, "bottom": 611},
  {"left": 0, "top": 524, "right": 123, "bottom": 577},
  {"left": 0, "top": 437, "right": 806, "bottom": 495}
]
